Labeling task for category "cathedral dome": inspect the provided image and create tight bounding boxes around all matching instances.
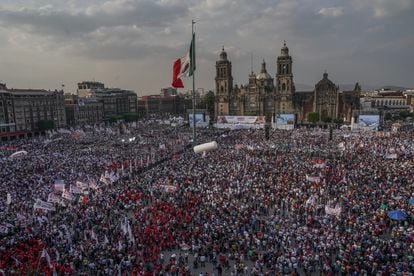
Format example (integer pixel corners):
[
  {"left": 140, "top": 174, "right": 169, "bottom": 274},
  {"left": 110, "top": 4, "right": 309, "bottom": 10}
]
[
  {"left": 256, "top": 59, "right": 272, "bottom": 80},
  {"left": 316, "top": 71, "right": 336, "bottom": 88},
  {"left": 219, "top": 46, "right": 227, "bottom": 60}
]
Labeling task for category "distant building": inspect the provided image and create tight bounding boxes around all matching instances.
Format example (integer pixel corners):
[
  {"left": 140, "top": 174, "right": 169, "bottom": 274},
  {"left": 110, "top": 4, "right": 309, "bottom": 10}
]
[
  {"left": 403, "top": 90, "right": 414, "bottom": 112},
  {"left": 77, "top": 81, "right": 137, "bottom": 120},
  {"left": 138, "top": 95, "right": 191, "bottom": 116},
  {"left": 64, "top": 94, "right": 103, "bottom": 126},
  {"left": 0, "top": 83, "right": 66, "bottom": 140},
  {"left": 77, "top": 81, "right": 105, "bottom": 98},
  {"left": 360, "top": 91, "right": 409, "bottom": 114},
  {"left": 161, "top": 87, "right": 177, "bottom": 97}
]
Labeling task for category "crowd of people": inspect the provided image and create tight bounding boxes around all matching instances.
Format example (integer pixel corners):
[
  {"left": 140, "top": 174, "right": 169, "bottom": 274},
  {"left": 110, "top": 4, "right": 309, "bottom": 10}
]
[{"left": 0, "top": 120, "right": 413, "bottom": 275}]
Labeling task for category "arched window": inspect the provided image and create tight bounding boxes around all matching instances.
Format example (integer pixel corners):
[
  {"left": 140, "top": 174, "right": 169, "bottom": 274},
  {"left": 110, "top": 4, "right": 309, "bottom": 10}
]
[
  {"left": 221, "top": 86, "right": 224, "bottom": 93},
  {"left": 286, "top": 64, "right": 289, "bottom": 74},
  {"left": 282, "top": 83, "right": 286, "bottom": 91},
  {"left": 279, "top": 64, "right": 282, "bottom": 74}
]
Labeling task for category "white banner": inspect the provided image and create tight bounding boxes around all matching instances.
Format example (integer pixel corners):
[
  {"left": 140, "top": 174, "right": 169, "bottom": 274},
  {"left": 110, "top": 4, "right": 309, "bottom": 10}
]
[
  {"left": 89, "top": 180, "right": 99, "bottom": 190},
  {"left": 54, "top": 183, "right": 65, "bottom": 192},
  {"left": 69, "top": 185, "right": 83, "bottom": 194},
  {"left": 217, "top": 116, "right": 265, "bottom": 124},
  {"left": 34, "top": 199, "right": 56, "bottom": 211},
  {"left": 214, "top": 123, "right": 264, "bottom": 130},
  {"left": 385, "top": 153, "right": 398, "bottom": 159},
  {"left": 312, "top": 160, "right": 326, "bottom": 168},
  {"left": 306, "top": 175, "right": 321, "bottom": 183},
  {"left": 160, "top": 185, "right": 178, "bottom": 193},
  {"left": 75, "top": 181, "right": 88, "bottom": 191},
  {"left": 325, "top": 204, "right": 341, "bottom": 216},
  {"left": 62, "top": 190, "right": 74, "bottom": 201},
  {"left": 47, "top": 193, "right": 62, "bottom": 204}
]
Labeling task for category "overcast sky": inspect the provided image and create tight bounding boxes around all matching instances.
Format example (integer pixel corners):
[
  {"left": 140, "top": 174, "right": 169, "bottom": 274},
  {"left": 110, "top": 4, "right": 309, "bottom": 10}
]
[{"left": 0, "top": 0, "right": 413, "bottom": 95}]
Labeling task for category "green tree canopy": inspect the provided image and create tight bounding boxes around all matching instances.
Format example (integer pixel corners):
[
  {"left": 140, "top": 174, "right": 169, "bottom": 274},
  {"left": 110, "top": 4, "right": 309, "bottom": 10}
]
[
  {"left": 308, "top": 112, "right": 319, "bottom": 124},
  {"left": 205, "top": 91, "right": 215, "bottom": 116},
  {"left": 37, "top": 120, "right": 55, "bottom": 131},
  {"left": 123, "top": 113, "right": 139, "bottom": 122}
]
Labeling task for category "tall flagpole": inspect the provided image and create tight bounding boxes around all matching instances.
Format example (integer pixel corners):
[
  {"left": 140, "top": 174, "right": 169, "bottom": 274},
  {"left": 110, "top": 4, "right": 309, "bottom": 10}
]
[{"left": 192, "top": 20, "right": 196, "bottom": 144}]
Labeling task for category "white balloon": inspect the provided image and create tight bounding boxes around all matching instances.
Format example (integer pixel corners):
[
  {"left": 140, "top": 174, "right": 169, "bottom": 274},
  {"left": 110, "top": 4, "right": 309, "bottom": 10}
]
[
  {"left": 9, "top": 150, "right": 28, "bottom": 158},
  {"left": 193, "top": 141, "right": 218, "bottom": 154}
]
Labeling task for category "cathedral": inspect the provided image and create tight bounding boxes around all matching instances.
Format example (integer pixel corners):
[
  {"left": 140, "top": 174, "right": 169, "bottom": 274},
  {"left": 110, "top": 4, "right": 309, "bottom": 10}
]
[{"left": 214, "top": 42, "right": 360, "bottom": 124}]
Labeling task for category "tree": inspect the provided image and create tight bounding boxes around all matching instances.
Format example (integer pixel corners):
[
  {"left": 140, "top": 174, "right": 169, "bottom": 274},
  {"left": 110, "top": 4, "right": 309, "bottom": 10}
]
[
  {"left": 399, "top": 110, "right": 410, "bottom": 119},
  {"left": 384, "top": 113, "right": 392, "bottom": 121},
  {"left": 205, "top": 91, "right": 215, "bottom": 116},
  {"left": 333, "top": 118, "right": 344, "bottom": 125},
  {"left": 307, "top": 112, "right": 319, "bottom": 124},
  {"left": 109, "top": 115, "right": 123, "bottom": 123},
  {"left": 123, "top": 113, "right": 139, "bottom": 122},
  {"left": 37, "top": 120, "right": 54, "bottom": 131},
  {"left": 322, "top": 117, "right": 332, "bottom": 123}
]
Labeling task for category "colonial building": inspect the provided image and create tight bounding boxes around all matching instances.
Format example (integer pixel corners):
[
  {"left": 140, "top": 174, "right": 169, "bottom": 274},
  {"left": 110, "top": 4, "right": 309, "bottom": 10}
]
[
  {"left": 138, "top": 94, "right": 191, "bottom": 116},
  {"left": 0, "top": 83, "right": 66, "bottom": 140},
  {"left": 314, "top": 72, "right": 339, "bottom": 121},
  {"left": 295, "top": 74, "right": 361, "bottom": 123},
  {"left": 77, "top": 81, "right": 137, "bottom": 120},
  {"left": 360, "top": 90, "right": 409, "bottom": 115},
  {"left": 214, "top": 42, "right": 361, "bottom": 124},
  {"left": 64, "top": 94, "right": 104, "bottom": 126}
]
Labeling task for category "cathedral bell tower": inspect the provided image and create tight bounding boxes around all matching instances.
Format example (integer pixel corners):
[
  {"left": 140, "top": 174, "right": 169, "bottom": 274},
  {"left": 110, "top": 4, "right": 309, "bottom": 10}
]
[
  {"left": 215, "top": 47, "right": 233, "bottom": 116},
  {"left": 276, "top": 41, "right": 295, "bottom": 113}
]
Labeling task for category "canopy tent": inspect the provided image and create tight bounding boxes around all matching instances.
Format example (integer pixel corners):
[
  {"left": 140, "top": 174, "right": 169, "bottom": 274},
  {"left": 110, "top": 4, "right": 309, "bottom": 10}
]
[{"left": 388, "top": 210, "right": 407, "bottom": 221}]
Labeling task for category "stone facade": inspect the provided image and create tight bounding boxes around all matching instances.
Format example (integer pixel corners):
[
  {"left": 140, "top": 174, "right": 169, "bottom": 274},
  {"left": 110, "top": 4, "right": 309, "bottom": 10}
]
[
  {"left": 138, "top": 95, "right": 191, "bottom": 115},
  {"left": 215, "top": 43, "right": 296, "bottom": 120},
  {"left": 314, "top": 72, "right": 339, "bottom": 121},
  {"left": 214, "top": 43, "right": 361, "bottom": 124},
  {"left": 64, "top": 94, "right": 104, "bottom": 126},
  {"left": 77, "top": 82, "right": 137, "bottom": 120},
  {"left": 0, "top": 83, "right": 66, "bottom": 134}
]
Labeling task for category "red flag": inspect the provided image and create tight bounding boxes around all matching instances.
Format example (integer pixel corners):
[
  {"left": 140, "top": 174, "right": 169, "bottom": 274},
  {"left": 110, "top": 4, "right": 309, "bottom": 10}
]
[
  {"left": 82, "top": 196, "right": 88, "bottom": 205},
  {"left": 172, "top": 58, "right": 185, "bottom": 88}
]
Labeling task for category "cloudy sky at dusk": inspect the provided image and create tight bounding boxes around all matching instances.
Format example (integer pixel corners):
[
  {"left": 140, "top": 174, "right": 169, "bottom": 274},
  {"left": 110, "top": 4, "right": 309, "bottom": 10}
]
[{"left": 0, "top": 0, "right": 412, "bottom": 95}]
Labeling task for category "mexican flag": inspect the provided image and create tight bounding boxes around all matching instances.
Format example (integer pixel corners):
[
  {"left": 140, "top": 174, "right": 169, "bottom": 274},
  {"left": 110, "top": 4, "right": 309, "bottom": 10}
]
[{"left": 172, "top": 33, "right": 195, "bottom": 88}]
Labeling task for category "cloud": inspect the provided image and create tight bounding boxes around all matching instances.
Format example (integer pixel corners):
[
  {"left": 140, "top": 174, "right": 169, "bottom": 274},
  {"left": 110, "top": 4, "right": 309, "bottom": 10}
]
[
  {"left": 0, "top": 0, "right": 189, "bottom": 60},
  {"left": 0, "top": 0, "right": 189, "bottom": 37},
  {"left": 0, "top": 0, "right": 413, "bottom": 93},
  {"left": 318, "top": 7, "right": 343, "bottom": 17},
  {"left": 352, "top": 0, "right": 412, "bottom": 18}
]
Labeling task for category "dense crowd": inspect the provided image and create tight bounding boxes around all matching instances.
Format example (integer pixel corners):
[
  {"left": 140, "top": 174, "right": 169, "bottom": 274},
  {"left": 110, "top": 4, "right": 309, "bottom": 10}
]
[{"left": 0, "top": 121, "right": 413, "bottom": 275}]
